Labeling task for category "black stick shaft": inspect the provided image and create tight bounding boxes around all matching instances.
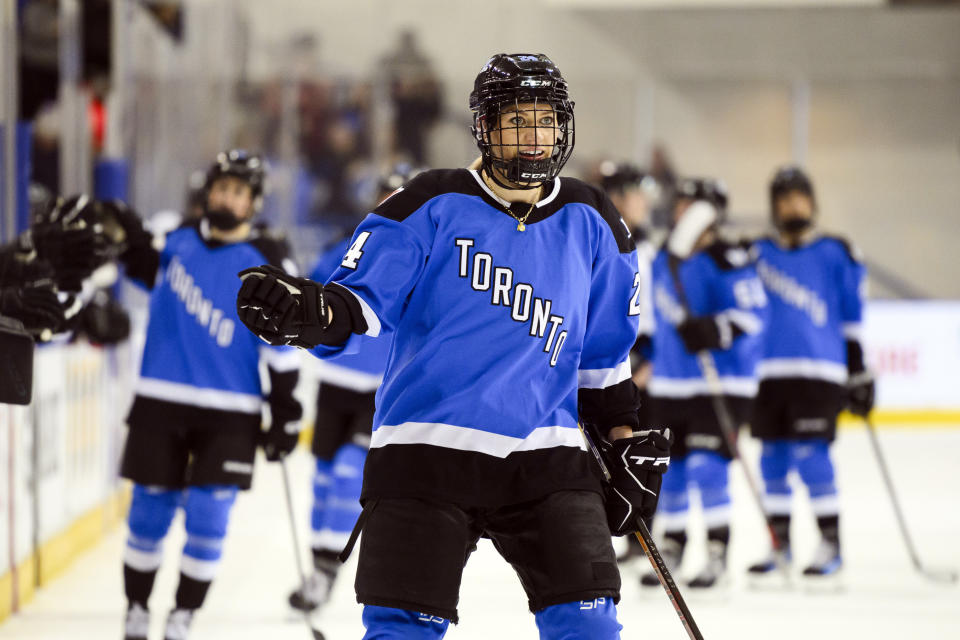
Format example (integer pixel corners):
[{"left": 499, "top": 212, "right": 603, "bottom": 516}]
[
  {"left": 280, "top": 457, "right": 327, "bottom": 640},
  {"left": 579, "top": 425, "right": 705, "bottom": 640},
  {"left": 633, "top": 517, "right": 705, "bottom": 640},
  {"left": 863, "top": 417, "right": 924, "bottom": 570}
]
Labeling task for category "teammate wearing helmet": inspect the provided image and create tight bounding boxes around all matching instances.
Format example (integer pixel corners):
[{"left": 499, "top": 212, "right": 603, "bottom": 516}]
[
  {"left": 113, "top": 150, "right": 303, "bottom": 640},
  {"left": 640, "top": 177, "right": 768, "bottom": 590},
  {"left": 747, "top": 166, "right": 873, "bottom": 584},
  {"left": 286, "top": 165, "right": 422, "bottom": 613},
  {"left": 236, "top": 53, "right": 671, "bottom": 638}
]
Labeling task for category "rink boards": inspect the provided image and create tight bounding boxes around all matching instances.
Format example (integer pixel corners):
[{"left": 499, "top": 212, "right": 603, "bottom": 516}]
[{"left": 1, "top": 299, "right": 958, "bottom": 624}]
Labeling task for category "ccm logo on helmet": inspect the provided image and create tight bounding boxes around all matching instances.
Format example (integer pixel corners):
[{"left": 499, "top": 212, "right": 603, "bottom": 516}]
[{"left": 520, "top": 78, "right": 552, "bottom": 87}]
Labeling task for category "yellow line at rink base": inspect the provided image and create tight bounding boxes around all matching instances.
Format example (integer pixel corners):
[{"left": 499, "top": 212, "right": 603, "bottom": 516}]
[
  {"left": 838, "top": 410, "right": 960, "bottom": 428},
  {"left": 0, "top": 485, "right": 131, "bottom": 625}
]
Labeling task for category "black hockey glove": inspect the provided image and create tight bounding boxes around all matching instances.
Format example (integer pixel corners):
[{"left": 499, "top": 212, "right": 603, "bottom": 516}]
[
  {"left": 847, "top": 371, "right": 875, "bottom": 418},
  {"left": 77, "top": 291, "right": 131, "bottom": 345},
  {"left": 237, "top": 265, "right": 330, "bottom": 349},
  {"left": 28, "top": 223, "right": 109, "bottom": 292},
  {"left": 586, "top": 424, "right": 673, "bottom": 535},
  {"left": 260, "top": 416, "right": 302, "bottom": 462},
  {"left": 0, "top": 283, "right": 65, "bottom": 337},
  {"left": 676, "top": 315, "right": 724, "bottom": 353}
]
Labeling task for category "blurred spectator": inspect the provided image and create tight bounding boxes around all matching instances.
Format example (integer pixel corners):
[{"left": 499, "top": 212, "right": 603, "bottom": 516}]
[
  {"left": 649, "top": 143, "right": 678, "bottom": 228},
  {"left": 380, "top": 29, "right": 442, "bottom": 164}
]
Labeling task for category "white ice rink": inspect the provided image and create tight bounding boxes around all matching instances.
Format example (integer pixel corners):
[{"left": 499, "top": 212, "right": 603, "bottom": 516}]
[{"left": 1, "top": 425, "right": 958, "bottom": 640}]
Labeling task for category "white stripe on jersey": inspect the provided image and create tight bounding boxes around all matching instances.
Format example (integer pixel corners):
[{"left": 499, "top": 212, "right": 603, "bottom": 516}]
[
  {"left": 313, "top": 360, "right": 384, "bottom": 393},
  {"left": 842, "top": 322, "right": 863, "bottom": 341},
  {"left": 259, "top": 345, "right": 302, "bottom": 372},
  {"left": 648, "top": 375, "right": 759, "bottom": 398},
  {"left": 370, "top": 421, "right": 587, "bottom": 458},
  {"left": 756, "top": 358, "right": 848, "bottom": 384},
  {"left": 578, "top": 359, "right": 631, "bottom": 389},
  {"left": 135, "top": 377, "right": 262, "bottom": 414}
]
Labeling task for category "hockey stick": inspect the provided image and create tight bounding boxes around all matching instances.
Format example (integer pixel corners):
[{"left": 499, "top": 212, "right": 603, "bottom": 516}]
[
  {"left": 666, "top": 255, "right": 791, "bottom": 578},
  {"left": 862, "top": 417, "right": 958, "bottom": 584},
  {"left": 579, "top": 425, "right": 705, "bottom": 640},
  {"left": 279, "top": 457, "right": 328, "bottom": 640}
]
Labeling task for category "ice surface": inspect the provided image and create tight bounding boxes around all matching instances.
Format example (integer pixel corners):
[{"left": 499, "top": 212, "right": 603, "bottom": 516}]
[{"left": 2, "top": 425, "right": 958, "bottom": 639}]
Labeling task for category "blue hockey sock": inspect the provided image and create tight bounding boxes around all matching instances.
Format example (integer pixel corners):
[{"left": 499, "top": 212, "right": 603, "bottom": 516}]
[
  {"left": 312, "top": 443, "right": 366, "bottom": 554},
  {"left": 686, "top": 450, "right": 731, "bottom": 530},
  {"left": 125, "top": 484, "right": 181, "bottom": 573},
  {"left": 310, "top": 457, "right": 334, "bottom": 538},
  {"left": 534, "top": 598, "right": 622, "bottom": 640},
  {"left": 180, "top": 485, "right": 237, "bottom": 587},
  {"left": 657, "top": 456, "right": 689, "bottom": 533},
  {"left": 792, "top": 439, "right": 839, "bottom": 518},
  {"left": 361, "top": 606, "right": 450, "bottom": 640},
  {"left": 759, "top": 440, "right": 793, "bottom": 516},
  {"left": 125, "top": 484, "right": 181, "bottom": 606}
]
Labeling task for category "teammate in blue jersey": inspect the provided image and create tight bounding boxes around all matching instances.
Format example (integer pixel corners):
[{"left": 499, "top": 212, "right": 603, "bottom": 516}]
[
  {"left": 113, "top": 150, "right": 303, "bottom": 640},
  {"left": 747, "top": 166, "right": 874, "bottom": 583},
  {"left": 597, "top": 162, "right": 658, "bottom": 565},
  {"left": 641, "top": 178, "right": 768, "bottom": 590},
  {"left": 286, "top": 169, "right": 418, "bottom": 612},
  {"left": 236, "top": 53, "right": 672, "bottom": 640}
]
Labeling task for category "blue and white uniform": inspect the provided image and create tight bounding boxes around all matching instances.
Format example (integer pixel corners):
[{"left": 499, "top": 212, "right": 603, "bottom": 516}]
[
  {"left": 646, "top": 239, "right": 767, "bottom": 565},
  {"left": 120, "top": 220, "right": 300, "bottom": 614},
  {"left": 313, "top": 169, "right": 642, "bottom": 508},
  {"left": 304, "top": 240, "right": 391, "bottom": 565},
  {"left": 749, "top": 232, "right": 867, "bottom": 570}
]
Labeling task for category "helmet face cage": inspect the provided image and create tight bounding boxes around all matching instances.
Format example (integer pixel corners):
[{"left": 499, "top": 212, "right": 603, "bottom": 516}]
[
  {"left": 204, "top": 149, "right": 267, "bottom": 212},
  {"left": 470, "top": 54, "right": 575, "bottom": 190}
]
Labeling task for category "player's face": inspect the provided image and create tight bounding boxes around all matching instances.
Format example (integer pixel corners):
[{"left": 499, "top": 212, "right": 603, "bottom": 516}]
[
  {"left": 488, "top": 102, "right": 558, "bottom": 164},
  {"left": 207, "top": 176, "right": 255, "bottom": 220},
  {"left": 612, "top": 187, "right": 649, "bottom": 229},
  {"left": 774, "top": 190, "right": 814, "bottom": 226}
]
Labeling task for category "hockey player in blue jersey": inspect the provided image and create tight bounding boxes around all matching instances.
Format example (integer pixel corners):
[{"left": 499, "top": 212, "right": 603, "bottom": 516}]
[
  {"left": 286, "top": 169, "right": 417, "bottom": 612},
  {"left": 747, "top": 166, "right": 873, "bottom": 583},
  {"left": 597, "top": 162, "right": 658, "bottom": 565},
  {"left": 641, "top": 178, "right": 768, "bottom": 590},
  {"left": 236, "top": 53, "right": 672, "bottom": 639},
  {"left": 113, "top": 150, "right": 303, "bottom": 640}
]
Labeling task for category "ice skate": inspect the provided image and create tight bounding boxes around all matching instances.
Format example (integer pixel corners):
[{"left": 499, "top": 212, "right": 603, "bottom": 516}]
[
  {"left": 288, "top": 568, "right": 336, "bottom": 612},
  {"left": 687, "top": 541, "right": 729, "bottom": 591},
  {"left": 746, "top": 547, "right": 792, "bottom": 589},
  {"left": 802, "top": 539, "right": 844, "bottom": 592},
  {"left": 123, "top": 602, "right": 149, "bottom": 640},
  {"left": 164, "top": 608, "right": 195, "bottom": 640}
]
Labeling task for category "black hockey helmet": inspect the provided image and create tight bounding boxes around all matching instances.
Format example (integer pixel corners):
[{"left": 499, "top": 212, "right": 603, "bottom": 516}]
[
  {"left": 469, "top": 53, "right": 575, "bottom": 190},
  {"left": 204, "top": 149, "right": 267, "bottom": 210},
  {"left": 676, "top": 177, "right": 729, "bottom": 213},
  {"left": 598, "top": 161, "right": 646, "bottom": 194},
  {"left": 769, "top": 165, "right": 816, "bottom": 211}
]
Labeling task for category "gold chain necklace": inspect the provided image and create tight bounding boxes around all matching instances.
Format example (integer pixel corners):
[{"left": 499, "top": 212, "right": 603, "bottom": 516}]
[{"left": 504, "top": 201, "right": 537, "bottom": 232}]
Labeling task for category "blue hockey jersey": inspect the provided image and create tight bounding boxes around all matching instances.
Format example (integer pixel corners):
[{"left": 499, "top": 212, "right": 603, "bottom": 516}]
[
  {"left": 133, "top": 223, "right": 300, "bottom": 416},
  {"left": 753, "top": 234, "right": 866, "bottom": 385},
  {"left": 649, "top": 241, "right": 768, "bottom": 399},
  {"left": 311, "top": 169, "right": 642, "bottom": 507},
  {"left": 308, "top": 239, "right": 391, "bottom": 393}
]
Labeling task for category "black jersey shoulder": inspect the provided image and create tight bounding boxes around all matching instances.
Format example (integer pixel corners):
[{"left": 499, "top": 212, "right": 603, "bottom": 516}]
[
  {"left": 704, "top": 237, "right": 757, "bottom": 271},
  {"left": 553, "top": 177, "right": 634, "bottom": 254},
  {"left": 373, "top": 168, "right": 475, "bottom": 223},
  {"left": 816, "top": 233, "right": 863, "bottom": 265},
  {"left": 247, "top": 225, "right": 296, "bottom": 271}
]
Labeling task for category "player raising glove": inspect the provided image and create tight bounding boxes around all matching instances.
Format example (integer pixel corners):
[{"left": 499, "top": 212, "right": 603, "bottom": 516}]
[
  {"left": 585, "top": 424, "right": 673, "bottom": 535},
  {"left": 236, "top": 264, "right": 359, "bottom": 349}
]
